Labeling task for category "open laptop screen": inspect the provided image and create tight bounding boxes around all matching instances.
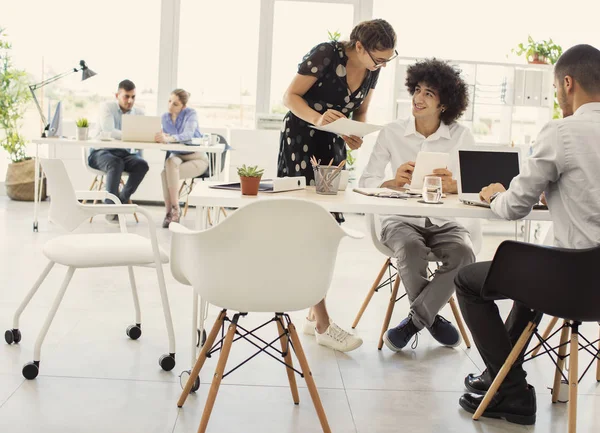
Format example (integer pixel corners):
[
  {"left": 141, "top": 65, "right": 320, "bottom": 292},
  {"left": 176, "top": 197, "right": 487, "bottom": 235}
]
[{"left": 459, "top": 150, "right": 520, "bottom": 193}]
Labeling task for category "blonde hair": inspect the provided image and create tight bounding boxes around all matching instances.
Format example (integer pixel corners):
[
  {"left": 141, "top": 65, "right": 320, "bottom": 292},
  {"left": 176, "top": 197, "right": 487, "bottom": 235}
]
[{"left": 171, "top": 88, "right": 190, "bottom": 105}]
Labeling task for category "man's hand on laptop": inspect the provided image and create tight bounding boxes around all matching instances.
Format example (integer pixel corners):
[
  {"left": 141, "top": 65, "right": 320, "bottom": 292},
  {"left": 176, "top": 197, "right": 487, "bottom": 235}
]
[
  {"left": 480, "top": 183, "right": 506, "bottom": 203},
  {"left": 432, "top": 168, "right": 458, "bottom": 194}
]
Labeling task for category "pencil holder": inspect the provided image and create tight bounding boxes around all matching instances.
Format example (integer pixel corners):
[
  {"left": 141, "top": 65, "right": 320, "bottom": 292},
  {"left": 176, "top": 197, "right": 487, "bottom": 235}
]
[{"left": 313, "top": 165, "right": 342, "bottom": 195}]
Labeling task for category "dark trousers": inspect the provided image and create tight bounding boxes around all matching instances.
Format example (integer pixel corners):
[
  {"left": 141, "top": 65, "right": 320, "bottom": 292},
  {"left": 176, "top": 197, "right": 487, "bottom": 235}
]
[
  {"left": 89, "top": 149, "right": 149, "bottom": 204},
  {"left": 455, "top": 261, "right": 542, "bottom": 393}
]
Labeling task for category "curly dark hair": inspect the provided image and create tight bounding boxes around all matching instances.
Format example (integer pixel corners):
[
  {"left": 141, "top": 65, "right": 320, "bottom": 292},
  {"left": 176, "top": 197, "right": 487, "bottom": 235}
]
[{"left": 405, "top": 59, "right": 469, "bottom": 124}]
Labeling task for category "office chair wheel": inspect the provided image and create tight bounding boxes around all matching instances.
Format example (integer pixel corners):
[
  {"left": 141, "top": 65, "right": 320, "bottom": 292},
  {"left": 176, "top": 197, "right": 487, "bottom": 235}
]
[
  {"left": 5, "top": 329, "right": 21, "bottom": 345},
  {"left": 179, "top": 370, "right": 201, "bottom": 393},
  {"left": 159, "top": 354, "right": 176, "bottom": 371},
  {"left": 126, "top": 324, "right": 142, "bottom": 340},
  {"left": 196, "top": 329, "right": 207, "bottom": 348},
  {"left": 22, "top": 361, "right": 39, "bottom": 380}
]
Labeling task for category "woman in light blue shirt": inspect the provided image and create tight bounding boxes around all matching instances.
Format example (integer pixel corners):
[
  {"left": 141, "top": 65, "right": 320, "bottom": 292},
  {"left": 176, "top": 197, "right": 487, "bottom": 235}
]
[{"left": 155, "top": 89, "right": 209, "bottom": 227}]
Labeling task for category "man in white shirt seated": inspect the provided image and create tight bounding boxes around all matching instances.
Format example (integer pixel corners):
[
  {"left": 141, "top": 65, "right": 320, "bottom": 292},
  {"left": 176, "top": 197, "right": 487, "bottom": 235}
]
[
  {"left": 89, "top": 79, "right": 149, "bottom": 221},
  {"left": 359, "top": 59, "right": 476, "bottom": 351},
  {"left": 456, "top": 44, "right": 600, "bottom": 425}
]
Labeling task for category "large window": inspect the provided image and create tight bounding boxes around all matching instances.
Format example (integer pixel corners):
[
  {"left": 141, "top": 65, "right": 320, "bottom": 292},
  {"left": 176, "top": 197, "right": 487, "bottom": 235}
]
[
  {"left": 269, "top": 1, "right": 355, "bottom": 114},
  {"left": 178, "top": 0, "right": 260, "bottom": 129},
  {"left": 1, "top": 0, "right": 160, "bottom": 176}
]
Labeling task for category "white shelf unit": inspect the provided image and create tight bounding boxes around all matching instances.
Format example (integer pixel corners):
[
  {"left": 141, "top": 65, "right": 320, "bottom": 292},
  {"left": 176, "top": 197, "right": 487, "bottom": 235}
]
[{"left": 392, "top": 57, "right": 555, "bottom": 148}]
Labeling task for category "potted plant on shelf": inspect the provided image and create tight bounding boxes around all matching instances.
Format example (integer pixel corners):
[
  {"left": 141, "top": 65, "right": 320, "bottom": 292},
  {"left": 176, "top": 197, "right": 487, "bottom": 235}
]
[
  {"left": 0, "top": 28, "right": 46, "bottom": 201},
  {"left": 237, "top": 164, "right": 264, "bottom": 196},
  {"left": 512, "top": 35, "right": 563, "bottom": 65},
  {"left": 76, "top": 117, "right": 89, "bottom": 140}
]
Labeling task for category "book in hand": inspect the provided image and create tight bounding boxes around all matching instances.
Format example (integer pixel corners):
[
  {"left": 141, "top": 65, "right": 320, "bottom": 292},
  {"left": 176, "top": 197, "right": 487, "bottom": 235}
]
[{"left": 353, "top": 188, "right": 409, "bottom": 199}]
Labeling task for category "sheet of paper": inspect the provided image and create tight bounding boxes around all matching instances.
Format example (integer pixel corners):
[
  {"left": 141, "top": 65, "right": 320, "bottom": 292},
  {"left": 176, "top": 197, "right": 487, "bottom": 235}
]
[
  {"left": 408, "top": 151, "right": 450, "bottom": 190},
  {"left": 353, "top": 188, "right": 409, "bottom": 198},
  {"left": 310, "top": 118, "right": 383, "bottom": 137}
]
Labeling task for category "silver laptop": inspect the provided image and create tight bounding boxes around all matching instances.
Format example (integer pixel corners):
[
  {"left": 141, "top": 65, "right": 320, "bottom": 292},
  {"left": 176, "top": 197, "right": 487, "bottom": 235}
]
[
  {"left": 122, "top": 115, "right": 162, "bottom": 142},
  {"left": 458, "top": 148, "right": 521, "bottom": 208}
]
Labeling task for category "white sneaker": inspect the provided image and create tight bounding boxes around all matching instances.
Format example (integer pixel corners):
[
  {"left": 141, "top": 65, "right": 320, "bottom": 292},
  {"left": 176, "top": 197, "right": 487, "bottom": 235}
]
[
  {"left": 303, "top": 318, "right": 317, "bottom": 336},
  {"left": 315, "top": 323, "right": 363, "bottom": 352}
]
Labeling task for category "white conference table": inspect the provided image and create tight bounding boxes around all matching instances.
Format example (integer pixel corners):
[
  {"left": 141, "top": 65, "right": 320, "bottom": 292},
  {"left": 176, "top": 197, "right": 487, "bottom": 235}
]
[
  {"left": 183, "top": 183, "right": 551, "bottom": 368},
  {"left": 32, "top": 137, "right": 225, "bottom": 231}
]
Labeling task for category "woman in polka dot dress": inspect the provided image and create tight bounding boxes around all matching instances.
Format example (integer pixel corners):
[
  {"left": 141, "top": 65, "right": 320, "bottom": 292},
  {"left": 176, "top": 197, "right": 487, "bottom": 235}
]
[{"left": 277, "top": 19, "right": 397, "bottom": 353}]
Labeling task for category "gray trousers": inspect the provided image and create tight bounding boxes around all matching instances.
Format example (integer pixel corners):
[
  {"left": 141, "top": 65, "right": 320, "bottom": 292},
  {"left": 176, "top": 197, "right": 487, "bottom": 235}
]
[{"left": 381, "top": 218, "right": 475, "bottom": 329}]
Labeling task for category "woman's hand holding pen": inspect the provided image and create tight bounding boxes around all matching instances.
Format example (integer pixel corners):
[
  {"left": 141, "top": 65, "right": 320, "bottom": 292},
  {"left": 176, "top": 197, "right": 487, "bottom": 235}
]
[{"left": 314, "top": 109, "right": 345, "bottom": 126}]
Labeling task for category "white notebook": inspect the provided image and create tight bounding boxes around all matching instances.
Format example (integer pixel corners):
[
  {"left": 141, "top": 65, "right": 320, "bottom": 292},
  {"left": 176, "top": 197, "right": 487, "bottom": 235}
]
[{"left": 311, "top": 118, "right": 382, "bottom": 137}]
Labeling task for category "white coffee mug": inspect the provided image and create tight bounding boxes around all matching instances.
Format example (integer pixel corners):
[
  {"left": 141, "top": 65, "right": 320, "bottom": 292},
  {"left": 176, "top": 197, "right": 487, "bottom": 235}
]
[{"left": 209, "top": 134, "right": 221, "bottom": 146}]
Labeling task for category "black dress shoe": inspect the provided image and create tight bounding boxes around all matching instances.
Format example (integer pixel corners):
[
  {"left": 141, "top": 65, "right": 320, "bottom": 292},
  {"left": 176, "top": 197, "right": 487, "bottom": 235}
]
[
  {"left": 459, "top": 385, "right": 536, "bottom": 425},
  {"left": 464, "top": 370, "right": 492, "bottom": 395}
]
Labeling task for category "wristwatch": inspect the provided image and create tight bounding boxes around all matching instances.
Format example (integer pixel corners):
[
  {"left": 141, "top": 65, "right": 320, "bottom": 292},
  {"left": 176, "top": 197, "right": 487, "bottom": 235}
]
[{"left": 489, "top": 192, "right": 502, "bottom": 203}]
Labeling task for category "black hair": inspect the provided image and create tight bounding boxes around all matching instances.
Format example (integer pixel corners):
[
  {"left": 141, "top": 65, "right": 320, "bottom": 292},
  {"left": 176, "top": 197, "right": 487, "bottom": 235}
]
[
  {"left": 555, "top": 44, "right": 600, "bottom": 94},
  {"left": 405, "top": 58, "right": 469, "bottom": 124},
  {"left": 118, "top": 79, "right": 136, "bottom": 92}
]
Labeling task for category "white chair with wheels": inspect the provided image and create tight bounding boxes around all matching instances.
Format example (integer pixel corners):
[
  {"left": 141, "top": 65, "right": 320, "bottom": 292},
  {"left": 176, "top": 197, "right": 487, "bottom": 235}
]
[
  {"left": 4, "top": 158, "right": 176, "bottom": 379},
  {"left": 81, "top": 147, "right": 139, "bottom": 223},
  {"left": 170, "top": 198, "right": 363, "bottom": 433},
  {"left": 352, "top": 213, "right": 482, "bottom": 349}
]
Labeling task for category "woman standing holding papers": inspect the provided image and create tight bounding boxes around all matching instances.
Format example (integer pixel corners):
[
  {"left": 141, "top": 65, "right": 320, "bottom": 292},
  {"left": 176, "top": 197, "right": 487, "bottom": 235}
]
[
  {"left": 277, "top": 19, "right": 397, "bottom": 352},
  {"left": 155, "top": 89, "right": 209, "bottom": 228}
]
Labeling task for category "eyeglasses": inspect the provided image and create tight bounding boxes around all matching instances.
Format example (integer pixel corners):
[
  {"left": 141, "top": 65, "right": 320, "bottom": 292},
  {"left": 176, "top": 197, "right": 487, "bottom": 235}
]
[{"left": 366, "top": 49, "right": 399, "bottom": 68}]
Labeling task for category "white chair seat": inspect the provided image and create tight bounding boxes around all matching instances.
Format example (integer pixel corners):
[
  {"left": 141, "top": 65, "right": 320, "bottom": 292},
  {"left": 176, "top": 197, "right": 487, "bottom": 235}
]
[{"left": 43, "top": 233, "right": 169, "bottom": 267}]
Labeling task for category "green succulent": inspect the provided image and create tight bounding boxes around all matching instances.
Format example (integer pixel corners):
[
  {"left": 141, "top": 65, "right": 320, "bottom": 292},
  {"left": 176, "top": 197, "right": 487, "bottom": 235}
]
[
  {"left": 237, "top": 164, "right": 264, "bottom": 178},
  {"left": 76, "top": 117, "right": 89, "bottom": 128}
]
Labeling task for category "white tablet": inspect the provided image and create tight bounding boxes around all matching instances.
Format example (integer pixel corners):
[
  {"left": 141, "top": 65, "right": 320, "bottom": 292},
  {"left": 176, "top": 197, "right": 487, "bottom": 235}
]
[{"left": 408, "top": 151, "right": 450, "bottom": 191}]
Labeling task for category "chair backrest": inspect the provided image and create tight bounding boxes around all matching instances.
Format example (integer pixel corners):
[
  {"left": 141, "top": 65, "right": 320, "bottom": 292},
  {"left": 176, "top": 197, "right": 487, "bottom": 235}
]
[
  {"left": 41, "top": 158, "right": 91, "bottom": 232},
  {"left": 170, "top": 198, "right": 347, "bottom": 313},
  {"left": 366, "top": 214, "right": 483, "bottom": 257},
  {"left": 483, "top": 240, "right": 600, "bottom": 322}
]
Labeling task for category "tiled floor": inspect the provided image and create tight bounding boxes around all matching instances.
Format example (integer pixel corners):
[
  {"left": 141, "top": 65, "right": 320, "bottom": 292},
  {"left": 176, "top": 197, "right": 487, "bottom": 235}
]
[{"left": 0, "top": 197, "right": 598, "bottom": 432}]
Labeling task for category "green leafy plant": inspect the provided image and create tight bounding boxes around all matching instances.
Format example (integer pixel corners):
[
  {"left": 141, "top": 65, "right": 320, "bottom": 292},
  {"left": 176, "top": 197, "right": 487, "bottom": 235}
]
[
  {"left": 327, "top": 30, "right": 341, "bottom": 42},
  {"left": 237, "top": 164, "right": 264, "bottom": 178},
  {"left": 512, "top": 35, "right": 563, "bottom": 65},
  {"left": 0, "top": 28, "right": 31, "bottom": 163},
  {"left": 76, "top": 117, "right": 89, "bottom": 128}
]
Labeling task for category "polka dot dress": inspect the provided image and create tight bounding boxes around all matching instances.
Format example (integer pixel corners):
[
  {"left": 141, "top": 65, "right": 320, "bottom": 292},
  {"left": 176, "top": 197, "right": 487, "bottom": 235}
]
[{"left": 277, "top": 41, "right": 380, "bottom": 185}]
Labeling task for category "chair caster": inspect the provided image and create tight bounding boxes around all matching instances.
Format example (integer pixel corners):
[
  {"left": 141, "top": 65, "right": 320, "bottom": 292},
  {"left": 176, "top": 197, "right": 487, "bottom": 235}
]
[
  {"left": 126, "top": 324, "right": 142, "bottom": 340},
  {"left": 22, "top": 361, "right": 39, "bottom": 380},
  {"left": 179, "top": 370, "right": 200, "bottom": 393},
  {"left": 196, "top": 329, "right": 207, "bottom": 348},
  {"left": 5, "top": 329, "right": 21, "bottom": 344},
  {"left": 159, "top": 353, "right": 176, "bottom": 371}
]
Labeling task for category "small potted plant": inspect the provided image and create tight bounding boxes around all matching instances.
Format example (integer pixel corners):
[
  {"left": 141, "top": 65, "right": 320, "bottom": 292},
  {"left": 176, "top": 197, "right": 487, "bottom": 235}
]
[
  {"left": 512, "top": 35, "right": 563, "bottom": 65},
  {"left": 76, "top": 118, "right": 89, "bottom": 140},
  {"left": 237, "top": 164, "right": 264, "bottom": 196}
]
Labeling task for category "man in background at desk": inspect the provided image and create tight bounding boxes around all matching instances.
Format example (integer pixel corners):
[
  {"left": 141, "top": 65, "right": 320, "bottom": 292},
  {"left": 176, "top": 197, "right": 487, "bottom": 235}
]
[
  {"left": 456, "top": 44, "right": 600, "bottom": 425},
  {"left": 89, "top": 79, "right": 149, "bottom": 221},
  {"left": 359, "top": 59, "right": 476, "bottom": 352}
]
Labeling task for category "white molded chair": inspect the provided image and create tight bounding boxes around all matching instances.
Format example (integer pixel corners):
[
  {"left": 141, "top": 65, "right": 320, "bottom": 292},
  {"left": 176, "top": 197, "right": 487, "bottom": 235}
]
[
  {"left": 171, "top": 198, "right": 363, "bottom": 433},
  {"left": 4, "top": 158, "right": 176, "bottom": 379},
  {"left": 352, "top": 214, "right": 482, "bottom": 349},
  {"left": 81, "top": 147, "right": 139, "bottom": 223}
]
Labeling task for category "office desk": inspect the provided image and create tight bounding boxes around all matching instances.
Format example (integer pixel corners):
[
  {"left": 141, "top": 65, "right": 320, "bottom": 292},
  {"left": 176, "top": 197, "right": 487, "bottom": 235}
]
[{"left": 31, "top": 138, "right": 225, "bottom": 231}]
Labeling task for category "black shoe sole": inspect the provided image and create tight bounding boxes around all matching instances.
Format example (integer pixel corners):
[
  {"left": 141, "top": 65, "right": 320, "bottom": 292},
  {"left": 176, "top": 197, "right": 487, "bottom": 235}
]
[{"left": 459, "top": 399, "right": 536, "bottom": 425}]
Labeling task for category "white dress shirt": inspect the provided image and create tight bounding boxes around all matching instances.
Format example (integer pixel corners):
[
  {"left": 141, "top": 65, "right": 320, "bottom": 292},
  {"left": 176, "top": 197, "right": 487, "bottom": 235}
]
[
  {"left": 98, "top": 101, "right": 144, "bottom": 140},
  {"left": 359, "top": 117, "right": 476, "bottom": 227},
  {"left": 492, "top": 102, "right": 600, "bottom": 249}
]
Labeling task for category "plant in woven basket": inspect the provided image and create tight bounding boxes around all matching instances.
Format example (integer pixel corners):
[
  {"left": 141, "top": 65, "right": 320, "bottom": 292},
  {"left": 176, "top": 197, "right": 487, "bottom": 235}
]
[{"left": 237, "top": 164, "right": 264, "bottom": 196}]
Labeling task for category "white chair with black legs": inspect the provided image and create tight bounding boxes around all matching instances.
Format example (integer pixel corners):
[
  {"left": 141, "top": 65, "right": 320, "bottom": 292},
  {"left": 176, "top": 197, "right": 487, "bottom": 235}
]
[
  {"left": 170, "top": 198, "right": 363, "bottom": 433},
  {"left": 81, "top": 147, "right": 139, "bottom": 223},
  {"left": 352, "top": 213, "right": 482, "bottom": 349},
  {"left": 3, "top": 158, "right": 177, "bottom": 379}
]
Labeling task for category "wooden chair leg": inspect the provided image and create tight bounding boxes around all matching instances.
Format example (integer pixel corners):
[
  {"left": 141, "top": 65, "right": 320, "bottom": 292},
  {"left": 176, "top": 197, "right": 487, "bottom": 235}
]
[
  {"left": 552, "top": 321, "right": 571, "bottom": 403},
  {"left": 178, "top": 310, "right": 227, "bottom": 408},
  {"left": 220, "top": 207, "right": 228, "bottom": 218},
  {"left": 90, "top": 176, "right": 104, "bottom": 223},
  {"left": 568, "top": 323, "right": 579, "bottom": 433},
  {"left": 207, "top": 208, "right": 213, "bottom": 226},
  {"left": 276, "top": 316, "right": 300, "bottom": 405},
  {"left": 288, "top": 322, "right": 332, "bottom": 433},
  {"left": 378, "top": 274, "right": 401, "bottom": 350},
  {"left": 82, "top": 176, "right": 98, "bottom": 204},
  {"left": 448, "top": 297, "right": 471, "bottom": 348},
  {"left": 473, "top": 321, "right": 537, "bottom": 420},
  {"left": 352, "top": 258, "right": 390, "bottom": 329},
  {"left": 128, "top": 199, "right": 139, "bottom": 223},
  {"left": 197, "top": 317, "right": 238, "bottom": 433},
  {"left": 531, "top": 316, "right": 559, "bottom": 357}
]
